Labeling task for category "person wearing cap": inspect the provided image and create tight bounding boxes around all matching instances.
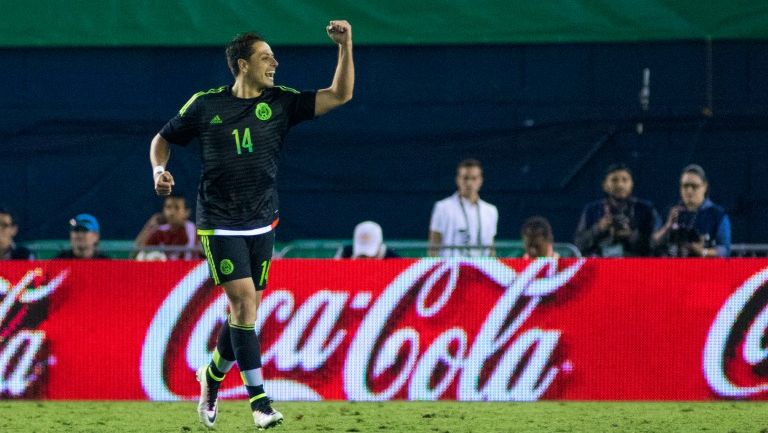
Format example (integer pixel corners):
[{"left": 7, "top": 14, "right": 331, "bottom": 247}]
[
  {"left": 335, "top": 221, "right": 399, "bottom": 259},
  {"left": 653, "top": 164, "right": 731, "bottom": 257},
  {"left": 0, "top": 207, "right": 34, "bottom": 260},
  {"left": 428, "top": 159, "right": 498, "bottom": 257},
  {"left": 574, "top": 163, "right": 660, "bottom": 257},
  {"left": 55, "top": 213, "right": 110, "bottom": 259}
]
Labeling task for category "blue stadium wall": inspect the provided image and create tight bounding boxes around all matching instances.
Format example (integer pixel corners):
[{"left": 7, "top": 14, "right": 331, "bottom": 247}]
[{"left": 1, "top": 41, "right": 766, "bottom": 244}]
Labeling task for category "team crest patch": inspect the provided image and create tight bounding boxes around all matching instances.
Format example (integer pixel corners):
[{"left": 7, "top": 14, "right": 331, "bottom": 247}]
[
  {"left": 220, "top": 259, "right": 234, "bottom": 275},
  {"left": 255, "top": 102, "right": 272, "bottom": 121}
]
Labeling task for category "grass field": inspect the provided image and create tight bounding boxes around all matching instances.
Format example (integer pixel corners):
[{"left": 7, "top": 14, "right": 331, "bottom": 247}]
[{"left": 0, "top": 401, "right": 766, "bottom": 433}]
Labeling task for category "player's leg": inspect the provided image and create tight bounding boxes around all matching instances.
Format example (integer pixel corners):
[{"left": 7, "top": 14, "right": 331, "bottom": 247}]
[
  {"left": 244, "top": 232, "right": 283, "bottom": 429},
  {"left": 196, "top": 234, "right": 252, "bottom": 428}
]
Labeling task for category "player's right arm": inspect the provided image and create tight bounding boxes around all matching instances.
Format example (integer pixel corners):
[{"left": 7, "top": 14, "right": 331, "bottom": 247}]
[
  {"left": 150, "top": 134, "right": 175, "bottom": 196},
  {"left": 150, "top": 91, "right": 204, "bottom": 195}
]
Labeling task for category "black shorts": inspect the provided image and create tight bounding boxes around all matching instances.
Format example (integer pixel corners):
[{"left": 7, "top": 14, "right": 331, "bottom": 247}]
[{"left": 200, "top": 232, "right": 274, "bottom": 289}]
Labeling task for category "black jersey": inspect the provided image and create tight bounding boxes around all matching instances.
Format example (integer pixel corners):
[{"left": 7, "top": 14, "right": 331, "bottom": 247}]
[{"left": 160, "top": 85, "right": 316, "bottom": 233}]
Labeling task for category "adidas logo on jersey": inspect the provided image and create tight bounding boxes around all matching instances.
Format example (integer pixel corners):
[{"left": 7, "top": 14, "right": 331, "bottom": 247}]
[{"left": 210, "top": 115, "right": 222, "bottom": 124}]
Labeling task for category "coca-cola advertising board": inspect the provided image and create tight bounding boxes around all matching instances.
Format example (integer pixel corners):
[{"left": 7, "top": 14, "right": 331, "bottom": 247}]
[{"left": 2, "top": 258, "right": 768, "bottom": 401}]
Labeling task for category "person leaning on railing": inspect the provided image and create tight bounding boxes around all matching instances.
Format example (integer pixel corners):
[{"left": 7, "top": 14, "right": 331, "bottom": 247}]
[
  {"left": 0, "top": 207, "right": 34, "bottom": 260},
  {"left": 521, "top": 216, "right": 559, "bottom": 259},
  {"left": 54, "top": 213, "right": 110, "bottom": 259},
  {"left": 335, "top": 221, "right": 399, "bottom": 259},
  {"left": 134, "top": 193, "right": 200, "bottom": 260}
]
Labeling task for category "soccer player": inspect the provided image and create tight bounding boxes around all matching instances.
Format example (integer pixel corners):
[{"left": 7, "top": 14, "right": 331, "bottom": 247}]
[{"left": 149, "top": 21, "right": 354, "bottom": 430}]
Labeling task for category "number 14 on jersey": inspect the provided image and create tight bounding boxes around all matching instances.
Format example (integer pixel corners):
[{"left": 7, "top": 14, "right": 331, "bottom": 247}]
[{"left": 231, "top": 128, "right": 253, "bottom": 155}]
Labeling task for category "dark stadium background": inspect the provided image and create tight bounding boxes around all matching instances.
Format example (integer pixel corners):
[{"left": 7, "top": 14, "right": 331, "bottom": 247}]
[{"left": 1, "top": 0, "right": 766, "bottom": 246}]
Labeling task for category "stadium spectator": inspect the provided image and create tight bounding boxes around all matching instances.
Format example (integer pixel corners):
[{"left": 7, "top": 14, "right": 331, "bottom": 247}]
[
  {"left": 134, "top": 194, "right": 200, "bottom": 260},
  {"left": 0, "top": 207, "right": 34, "bottom": 260},
  {"left": 653, "top": 164, "right": 731, "bottom": 257},
  {"left": 428, "top": 159, "right": 498, "bottom": 257},
  {"left": 574, "top": 163, "right": 660, "bottom": 257},
  {"left": 55, "top": 213, "right": 110, "bottom": 259},
  {"left": 521, "top": 216, "right": 559, "bottom": 259},
  {"left": 335, "top": 221, "right": 399, "bottom": 258}
]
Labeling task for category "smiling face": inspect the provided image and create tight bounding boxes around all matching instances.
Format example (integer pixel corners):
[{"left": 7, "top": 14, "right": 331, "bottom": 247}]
[{"left": 239, "top": 41, "right": 278, "bottom": 90}]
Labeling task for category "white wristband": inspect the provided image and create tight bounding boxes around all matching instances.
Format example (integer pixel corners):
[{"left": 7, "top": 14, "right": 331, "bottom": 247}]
[{"left": 153, "top": 165, "right": 165, "bottom": 178}]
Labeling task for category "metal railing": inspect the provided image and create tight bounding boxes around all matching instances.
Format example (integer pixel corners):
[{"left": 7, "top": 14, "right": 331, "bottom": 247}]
[
  {"left": 730, "top": 244, "right": 768, "bottom": 257},
  {"left": 275, "top": 240, "right": 582, "bottom": 259},
  {"left": 24, "top": 239, "right": 768, "bottom": 259}
]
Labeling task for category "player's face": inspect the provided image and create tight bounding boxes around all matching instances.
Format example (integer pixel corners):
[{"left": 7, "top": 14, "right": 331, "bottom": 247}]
[
  {"left": 456, "top": 166, "right": 483, "bottom": 199},
  {"left": 680, "top": 172, "right": 707, "bottom": 208},
  {"left": 243, "top": 41, "right": 278, "bottom": 89},
  {"left": 163, "top": 198, "right": 188, "bottom": 227},
  {"left": 0, "top": 213, "right": 17, "bottom": 249},
  {"left": 602, "top": 170, "right": 633, "bottom": 200}
]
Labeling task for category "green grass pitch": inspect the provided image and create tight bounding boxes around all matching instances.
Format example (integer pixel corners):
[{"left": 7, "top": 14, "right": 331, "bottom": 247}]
[{"left": 0, "top": 401, "right": 766, "bottom": 432}]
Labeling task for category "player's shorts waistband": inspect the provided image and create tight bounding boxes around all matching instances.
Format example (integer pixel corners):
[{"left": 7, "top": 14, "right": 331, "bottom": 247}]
[{"left": 197, "top": 218, "right": 279, "bottom": 236}]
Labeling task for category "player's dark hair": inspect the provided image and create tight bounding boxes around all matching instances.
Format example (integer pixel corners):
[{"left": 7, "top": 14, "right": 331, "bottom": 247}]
[
  {"left": 457, "top": 158, "right": 482, "bottom": 172},
  {"left": 521, "top": 216, "right": 553, "bottom": 242},
  {"left": 226, "top": 32, "right": 265, "bottom": 77},
  {"left": 605, "top": 162, "right": 632, "bottom": 179}
]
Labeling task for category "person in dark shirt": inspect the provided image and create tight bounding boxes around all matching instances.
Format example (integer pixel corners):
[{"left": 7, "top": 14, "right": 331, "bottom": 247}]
[
  {"left": 521, "top": 216, "right": 559, "bottom": 259},
  {"left": 653, "top": 164, "right": 731, "bottom": 257},
  {"left": 149, "top": 22, "right": 354, "bottom": 430},
  {"left": 55, "top": 213, "right": 110, "bottom": 259},
  {"left": 336, "top": 221, "right": 400, "bottom": 259},
  {"left": 0, "top": 207, "right": 34, "bottom": 260},
  {"left": 574, "top": 163, "right": 660, "bottom": 257}
]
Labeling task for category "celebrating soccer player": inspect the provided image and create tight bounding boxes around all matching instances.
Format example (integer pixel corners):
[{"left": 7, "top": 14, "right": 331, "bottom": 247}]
[{"left": 149, "top": 20, "right": 354, "bottom": 430}]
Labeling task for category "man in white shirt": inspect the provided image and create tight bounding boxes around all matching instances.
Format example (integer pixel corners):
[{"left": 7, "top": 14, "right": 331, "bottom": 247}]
[{"left": 428, "top": 159, "right": 498, "bottom": 257}]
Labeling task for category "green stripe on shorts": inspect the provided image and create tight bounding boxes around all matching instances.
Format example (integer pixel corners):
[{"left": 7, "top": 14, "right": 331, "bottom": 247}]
[{"left": 201, "top": 235, "right": 220, "bottom": 285}]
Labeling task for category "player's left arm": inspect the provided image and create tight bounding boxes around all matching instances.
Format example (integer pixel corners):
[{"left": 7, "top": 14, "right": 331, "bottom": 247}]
[{"left": 315, "top": 20, "right": 354, "bottom": 116}]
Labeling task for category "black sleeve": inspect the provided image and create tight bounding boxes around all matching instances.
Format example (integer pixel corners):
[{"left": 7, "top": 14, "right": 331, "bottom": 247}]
[
  {"left": 287, "top": 90, "right": 317, "bottom": 127},
  {"left": 159, "top": 95, "right": 203, "bottom": 146}
]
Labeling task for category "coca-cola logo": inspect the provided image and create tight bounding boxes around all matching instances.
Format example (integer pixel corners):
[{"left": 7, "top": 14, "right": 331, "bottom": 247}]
[
  {"left": 141, "top": 258, "right": 584, "bottom": 401},
  {"left": 703, "top": 266, "right": 768, "bottom": 398},
  {"left": 0, "top": 268, "right": 68, "bottom": 397}
]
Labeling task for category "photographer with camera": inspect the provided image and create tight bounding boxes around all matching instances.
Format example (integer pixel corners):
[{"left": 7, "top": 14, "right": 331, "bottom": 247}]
[
  {"left": 653, "top": 164, "right": 731, "bottom": 257},
  {"left": 575, "top": 163, "right": 661, "bottom": 257}
]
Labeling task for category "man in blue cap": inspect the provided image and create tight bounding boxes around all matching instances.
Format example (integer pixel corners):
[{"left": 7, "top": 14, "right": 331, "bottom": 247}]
[{"left": 55, "top": 213, "right": 110, "bottom": 259}]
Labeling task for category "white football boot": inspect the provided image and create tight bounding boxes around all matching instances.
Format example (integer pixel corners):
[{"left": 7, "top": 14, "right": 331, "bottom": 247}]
[
  {"left": 253, "top": 398, "right": 284, "bottom": 430},
  {"left": 195, "top": 366, "right": 219, "bottom": 428}
]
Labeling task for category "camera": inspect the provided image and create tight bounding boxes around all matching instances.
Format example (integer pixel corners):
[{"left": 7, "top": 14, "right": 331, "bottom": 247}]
[{"left": 609, "top": 206, "right": 631, "bottom": 231}]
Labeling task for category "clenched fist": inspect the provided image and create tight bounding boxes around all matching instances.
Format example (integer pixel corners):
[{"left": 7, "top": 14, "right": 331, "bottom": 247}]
[
  {"left": 326, "top": 20, "right": 352, "bottom": 46},
  {"left": 154, "top": 171, "right": 175, "bottom": 196}
]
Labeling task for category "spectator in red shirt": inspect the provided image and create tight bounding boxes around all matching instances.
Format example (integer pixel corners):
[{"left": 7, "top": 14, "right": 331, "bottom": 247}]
[{"left": 135, "top": 194, "right": 200, "bottom": 260}]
